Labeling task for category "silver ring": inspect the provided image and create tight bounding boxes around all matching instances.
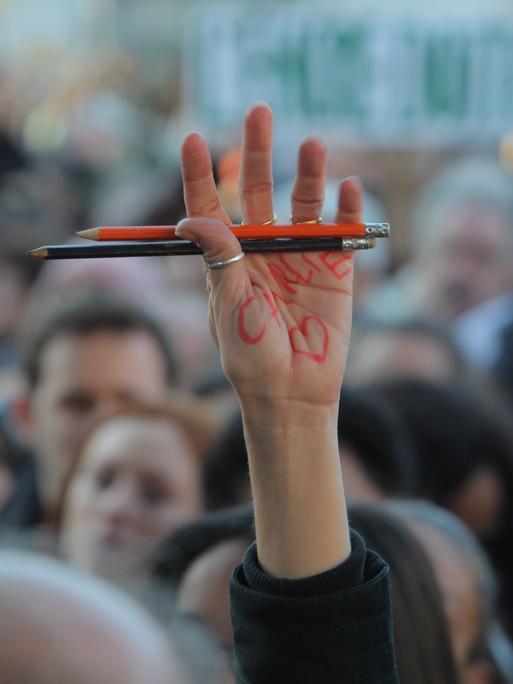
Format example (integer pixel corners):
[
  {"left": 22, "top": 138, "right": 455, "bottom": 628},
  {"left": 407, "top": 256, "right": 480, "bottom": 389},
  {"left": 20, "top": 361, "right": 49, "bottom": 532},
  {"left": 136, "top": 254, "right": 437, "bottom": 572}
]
[{"left": 206, "top": 251, "right": 245, "bottom": 270}]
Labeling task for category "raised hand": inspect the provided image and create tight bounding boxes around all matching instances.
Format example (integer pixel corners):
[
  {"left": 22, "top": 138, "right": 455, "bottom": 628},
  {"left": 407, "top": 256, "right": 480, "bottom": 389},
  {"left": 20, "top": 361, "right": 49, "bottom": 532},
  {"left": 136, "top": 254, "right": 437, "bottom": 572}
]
[
  {"left": 176, "top": 104, "right": 363, "bottom": 409},
  {"left": 177, "top": 104, "right": 361, "bottom": 577}
]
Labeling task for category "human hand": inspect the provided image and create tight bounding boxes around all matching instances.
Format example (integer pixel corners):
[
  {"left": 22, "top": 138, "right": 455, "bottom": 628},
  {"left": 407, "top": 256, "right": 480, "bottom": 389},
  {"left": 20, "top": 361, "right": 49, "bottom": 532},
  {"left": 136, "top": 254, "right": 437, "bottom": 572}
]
[{"left": 176, "top": 105, "right": 363, "bottom": 409}]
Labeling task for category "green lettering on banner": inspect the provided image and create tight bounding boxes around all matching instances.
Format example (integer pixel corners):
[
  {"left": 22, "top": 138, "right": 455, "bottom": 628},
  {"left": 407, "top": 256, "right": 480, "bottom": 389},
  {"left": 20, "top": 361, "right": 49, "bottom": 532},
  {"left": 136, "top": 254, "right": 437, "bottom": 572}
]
[
  {"left": 334, "top": 27, "right": 367, "bottom": 121},
  {"left": 424, "top": 34, "right": 470, "bottom": 120},
  {"left": 275, "top": 24, "right": 308, "bottom": 116},
  {"left": 494, "top": 31, "right": 513, "bottom": 122},
  {"left": 390, "top": 28, "right": 419, "bottom": 126},
  {"left": 301, "top": 23, "right": 369, "bottom": 123},
  {"left": 186, "top": 8, "right": 513, "bottom": 142}
]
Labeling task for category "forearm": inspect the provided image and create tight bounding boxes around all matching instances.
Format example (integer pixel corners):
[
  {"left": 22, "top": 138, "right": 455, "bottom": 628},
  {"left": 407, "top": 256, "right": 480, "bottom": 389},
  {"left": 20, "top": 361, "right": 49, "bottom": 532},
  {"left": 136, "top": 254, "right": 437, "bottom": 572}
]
[{"left": 240, "top": 398, "right": 350, "bottom": 579}]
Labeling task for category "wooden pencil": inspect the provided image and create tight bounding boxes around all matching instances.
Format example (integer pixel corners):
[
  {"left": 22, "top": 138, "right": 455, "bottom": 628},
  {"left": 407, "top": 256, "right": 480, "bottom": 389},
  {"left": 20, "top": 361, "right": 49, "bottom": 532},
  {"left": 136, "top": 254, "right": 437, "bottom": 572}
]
[
  {"left": 77, "top": 223, "right": 390, "bottom": 242},
  {"left": 28, "top": 237, "right": 377, "bottom": 260}
]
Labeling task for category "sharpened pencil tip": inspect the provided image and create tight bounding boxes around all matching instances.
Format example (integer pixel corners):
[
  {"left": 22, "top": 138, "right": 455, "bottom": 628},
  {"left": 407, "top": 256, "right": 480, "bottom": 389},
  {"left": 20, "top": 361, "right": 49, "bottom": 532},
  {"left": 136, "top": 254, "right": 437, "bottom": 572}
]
[
  {"left": 28, "top": 247, "right": 48, "bottom": 259},
  {"left": 76, "top": 227, "right": 99, "bottom": 240}
]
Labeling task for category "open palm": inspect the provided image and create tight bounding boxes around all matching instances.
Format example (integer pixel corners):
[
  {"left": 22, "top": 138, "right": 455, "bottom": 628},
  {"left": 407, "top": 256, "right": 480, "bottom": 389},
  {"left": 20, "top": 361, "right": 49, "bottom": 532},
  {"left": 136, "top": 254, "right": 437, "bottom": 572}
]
[{"left": 176, "top": 105, "right": 362, "bottom": 407}]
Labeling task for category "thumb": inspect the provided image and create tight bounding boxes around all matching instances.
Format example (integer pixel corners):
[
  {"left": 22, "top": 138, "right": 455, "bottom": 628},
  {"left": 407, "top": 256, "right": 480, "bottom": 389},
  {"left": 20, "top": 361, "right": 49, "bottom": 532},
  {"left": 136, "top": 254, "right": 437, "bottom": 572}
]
[{"left": 176, "top": 217, "right": 245, "bottom": 270}]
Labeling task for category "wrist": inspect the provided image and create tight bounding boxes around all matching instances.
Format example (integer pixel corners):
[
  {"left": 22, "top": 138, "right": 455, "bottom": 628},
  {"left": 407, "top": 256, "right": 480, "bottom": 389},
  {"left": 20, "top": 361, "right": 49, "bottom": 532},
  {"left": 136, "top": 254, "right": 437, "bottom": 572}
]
[
  {"left": 240, "top": 398, "right": 339, "bottom": 467},
  {"left": 239, "top": 397, "right": 339, "bottom": 436},
  {"left": 238, "top": 395, "right": 349, "bottom": 579}
]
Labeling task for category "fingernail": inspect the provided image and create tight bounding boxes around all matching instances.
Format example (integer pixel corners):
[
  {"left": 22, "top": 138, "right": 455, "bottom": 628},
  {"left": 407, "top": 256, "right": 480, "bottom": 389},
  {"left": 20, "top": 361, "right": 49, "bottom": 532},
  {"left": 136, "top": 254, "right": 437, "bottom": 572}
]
[
  {"left": 342, "top": 175, "right": 362, "bottom": 189},
  {"left": 340, "top": 177, "right": 363, "bottom": 214}
]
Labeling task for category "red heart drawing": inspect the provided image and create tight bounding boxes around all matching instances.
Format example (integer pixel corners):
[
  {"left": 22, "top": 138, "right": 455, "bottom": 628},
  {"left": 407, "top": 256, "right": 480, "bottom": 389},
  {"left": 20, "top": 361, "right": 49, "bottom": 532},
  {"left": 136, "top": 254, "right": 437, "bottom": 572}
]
[{"left": 289, "top": 316, "right": 329, "bottom": 363}]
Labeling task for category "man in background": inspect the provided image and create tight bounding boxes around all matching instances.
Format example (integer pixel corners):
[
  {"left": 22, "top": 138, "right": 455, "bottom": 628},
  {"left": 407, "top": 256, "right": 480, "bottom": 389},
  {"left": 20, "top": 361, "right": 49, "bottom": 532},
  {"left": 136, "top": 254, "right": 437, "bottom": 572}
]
[
  {"left": 365, "top": 159, "right": 513, "bottom": 374},
  {"left": 0, "top": 289, "right": 178, "bottom": 527}
]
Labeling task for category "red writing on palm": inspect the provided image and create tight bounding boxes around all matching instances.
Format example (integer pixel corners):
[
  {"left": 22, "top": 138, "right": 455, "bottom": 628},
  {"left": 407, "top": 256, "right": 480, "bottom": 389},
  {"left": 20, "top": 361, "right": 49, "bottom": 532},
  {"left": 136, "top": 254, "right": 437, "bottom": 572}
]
[{"left": 237, "top": 251, "right": 353, "bottom": 363}]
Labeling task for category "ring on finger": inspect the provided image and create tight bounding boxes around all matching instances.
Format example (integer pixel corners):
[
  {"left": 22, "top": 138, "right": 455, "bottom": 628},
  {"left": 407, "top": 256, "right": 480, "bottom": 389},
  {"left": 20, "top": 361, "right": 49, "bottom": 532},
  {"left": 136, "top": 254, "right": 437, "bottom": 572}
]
[
  {"left": 289, "top": 215, "right": 323, "bottom": 224},
  {"left": 241, "top": 212, "right": 277, "bottom": 226},
  {"left": 206, "top": 252, "right": 246, "bottom": 270}
]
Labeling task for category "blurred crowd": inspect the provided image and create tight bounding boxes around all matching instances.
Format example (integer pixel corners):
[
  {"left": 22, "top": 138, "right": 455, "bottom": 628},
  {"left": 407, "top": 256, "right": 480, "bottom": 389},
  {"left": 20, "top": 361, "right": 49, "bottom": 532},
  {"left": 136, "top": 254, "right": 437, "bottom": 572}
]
[{"left": 2, "top": 41, "right": 513, "bottom": 684}]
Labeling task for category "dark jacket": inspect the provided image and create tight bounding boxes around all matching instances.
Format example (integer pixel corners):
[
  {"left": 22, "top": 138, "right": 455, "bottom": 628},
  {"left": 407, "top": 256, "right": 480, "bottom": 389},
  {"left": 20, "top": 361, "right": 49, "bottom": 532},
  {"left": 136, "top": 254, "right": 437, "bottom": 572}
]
[
  {"left": 230, "top": 530, "right": 399, "bottom": 683},
  {"left": 0, "top": 455, "right": 41, "bottom": 529},
  {"left": 0, "top": 403, "right": 41, "bottom": 529}
]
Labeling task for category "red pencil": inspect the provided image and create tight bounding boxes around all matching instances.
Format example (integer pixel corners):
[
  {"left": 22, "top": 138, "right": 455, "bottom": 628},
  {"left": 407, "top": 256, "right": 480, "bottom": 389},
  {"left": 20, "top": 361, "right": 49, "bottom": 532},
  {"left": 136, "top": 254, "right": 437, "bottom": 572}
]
[{"left": 78, "top": 223, "right": 390, "bottom": 242}]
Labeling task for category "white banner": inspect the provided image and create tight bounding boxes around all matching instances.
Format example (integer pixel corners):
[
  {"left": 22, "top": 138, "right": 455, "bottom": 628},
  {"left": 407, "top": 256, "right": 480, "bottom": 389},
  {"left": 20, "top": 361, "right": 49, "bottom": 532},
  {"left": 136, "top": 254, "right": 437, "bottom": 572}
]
[{"left": 183, "top": 5, "right": 513, "bottom": 145}]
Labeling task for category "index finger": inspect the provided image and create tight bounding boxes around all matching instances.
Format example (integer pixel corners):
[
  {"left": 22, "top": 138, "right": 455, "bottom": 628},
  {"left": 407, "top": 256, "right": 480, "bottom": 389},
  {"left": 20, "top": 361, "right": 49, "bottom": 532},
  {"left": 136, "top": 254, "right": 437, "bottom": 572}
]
[{"left": 181, "top": 132, "right": 231, "bottom": 225}]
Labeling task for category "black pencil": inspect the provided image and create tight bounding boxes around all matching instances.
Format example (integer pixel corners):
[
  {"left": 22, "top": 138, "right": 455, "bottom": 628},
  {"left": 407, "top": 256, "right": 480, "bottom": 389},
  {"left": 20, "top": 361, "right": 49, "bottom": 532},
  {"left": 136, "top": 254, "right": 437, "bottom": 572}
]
[{"left": 28, "top": 237, "right": 377, "bottom": 260}]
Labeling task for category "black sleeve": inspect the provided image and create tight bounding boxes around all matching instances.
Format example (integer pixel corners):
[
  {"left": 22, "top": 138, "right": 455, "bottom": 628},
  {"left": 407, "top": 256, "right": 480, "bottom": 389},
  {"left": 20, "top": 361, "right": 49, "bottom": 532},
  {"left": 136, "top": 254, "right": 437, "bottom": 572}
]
[{"left": 230, "top": 529, "right": 399, "bottom": 684}]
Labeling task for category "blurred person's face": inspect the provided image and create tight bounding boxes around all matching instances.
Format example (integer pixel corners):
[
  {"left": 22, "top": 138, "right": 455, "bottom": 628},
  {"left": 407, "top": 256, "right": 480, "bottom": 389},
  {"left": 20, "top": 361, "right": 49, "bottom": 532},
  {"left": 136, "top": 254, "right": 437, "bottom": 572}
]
[
  {"left": 421, "top": 204, "right": 513, "bottom": 320},
  {"left": 446, "top": 467, "right": 506, "bottom": 539},
  {"left": 347, "top": 330, "right": 457, "bottom": 384},
  {"left": 409, "top": 521, "right": 492, "bottom": 684},
  {"left": 340, "top": 445, "right": 385, "bottom": 502},
  {"left": 22, "top": 330, "right": 169, "bottom": 515},
  {"left": 178, "top": 538, "right": 248, "bottom": 647},
  {"left": 1, "top": 613, "right": 184, "bottom": 684},
  {"left": 0, "top": 551, "right": 189, "bottom": 684},
  {"left": 61, "top": 415, "right": 202, "bottom": 579}
]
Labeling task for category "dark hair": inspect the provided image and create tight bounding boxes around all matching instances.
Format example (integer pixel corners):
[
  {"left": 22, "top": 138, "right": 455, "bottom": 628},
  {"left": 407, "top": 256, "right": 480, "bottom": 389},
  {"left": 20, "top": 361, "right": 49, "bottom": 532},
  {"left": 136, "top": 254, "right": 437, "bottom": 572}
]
[
  {"left": 22, "top": 290, "right": 179, "bottom": 388},
  {"left": 203, "top": 411, "right": 248, "bottom": 511},
  {"left": 494, "top": 319, "right": 513, "bottom": 408},
  {"left": 151, "top": 503, "right": 460, "bottom": 683},
  {"left": 374, "top": 378, "right": 513, "bottom": 634},
  {"left": 149, "top": 505, "right": 254, "bottom": 585},
  {"left": 0, "top": 408, "right": 19, "bottom": 473},
  {"left": 349, "top": 503, "right": 459, "bottom": 684},
  {"left": 204, "top": 388, "right": 419, "bottom": 510},
  {"left": 337, "top": 387, "right": 417, "bottom": 496},
  {"left": 389, "top": 500, "right": 513, "bottom": 681},
  {"left": 373, "top": 379, "right": 513, "bottom": 517}
]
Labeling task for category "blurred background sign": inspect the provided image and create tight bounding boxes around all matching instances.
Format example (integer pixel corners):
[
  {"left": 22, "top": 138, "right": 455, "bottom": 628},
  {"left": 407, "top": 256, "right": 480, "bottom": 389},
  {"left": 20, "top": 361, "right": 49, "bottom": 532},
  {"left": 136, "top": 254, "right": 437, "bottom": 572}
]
[{"left": 183, "top": 5, "right": 513, "bottom": 146}]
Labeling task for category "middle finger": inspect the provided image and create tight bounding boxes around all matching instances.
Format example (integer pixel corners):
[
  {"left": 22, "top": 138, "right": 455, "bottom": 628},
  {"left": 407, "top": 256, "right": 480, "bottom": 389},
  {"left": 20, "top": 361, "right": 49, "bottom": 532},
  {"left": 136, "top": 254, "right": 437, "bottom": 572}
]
[
  {"left": 239, "top": 105, "right": 275, "bottom": 224},
  {"left": 290, "top": 138, "right": 327, "bottom": 223}
]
